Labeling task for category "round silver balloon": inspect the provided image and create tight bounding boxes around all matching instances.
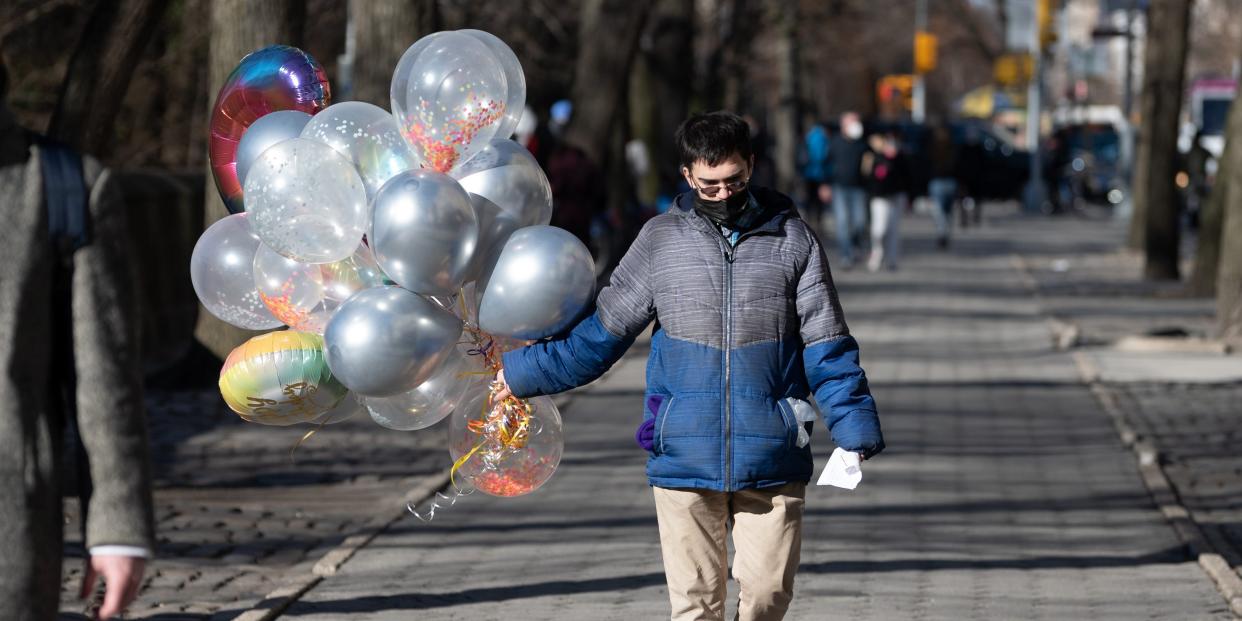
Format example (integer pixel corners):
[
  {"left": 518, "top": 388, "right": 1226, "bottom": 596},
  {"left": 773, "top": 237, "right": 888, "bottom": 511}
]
[
  {"left": 462, "top": 193, "right": 522, "bottom": 284},
  {"left": 460, "top": 29, "right": 526, "bottom": 141},
  {"left": 477, "top": 225, "right": 595, "bottom": 340},
  {"left": 364, "top": 350, "right": 476, "bottom": 431},
  {"left": 300, "top": 101, "right": 418, "bottom": 200},
  {"left": 235, "top": 110, "right": 312, "bottom": 191},
  {"left": 323, "top": 286, "right": 463, "bottom": 397},
  {"left": 370, "top": 170, "right": 479, "bottom": 296},
  {"left": 452, "top": 139, "right": 552, "bottom": 228}
]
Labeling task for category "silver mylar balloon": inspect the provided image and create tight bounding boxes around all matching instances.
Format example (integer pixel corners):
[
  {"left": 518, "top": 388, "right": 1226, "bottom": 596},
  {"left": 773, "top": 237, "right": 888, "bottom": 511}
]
[
  {"left": 370, "top": 170, "right": 479, "bottom": 296},
  {"left": 477, "top": 225, "right": 595, "bottom": 340},
  {"left": 364, "top": 350, "right": 477, "bottom": 431},
  {"left": 323, "top": 286, "right": 463, "bottom": 397},
  {"left": 452, "top": 139, "right": 552, "bottom": 228},
  {"left": 462, "top": 193, "right": 522, "bottom": 284},
  {"left": 460, "top": 30, "right": 526, "bottom": 141},
  {"left": 300, "top": 101, "right": 418, "bottom": 200},
  {"left": 235, "top": 111, "right": 312, "bottom": 190}
]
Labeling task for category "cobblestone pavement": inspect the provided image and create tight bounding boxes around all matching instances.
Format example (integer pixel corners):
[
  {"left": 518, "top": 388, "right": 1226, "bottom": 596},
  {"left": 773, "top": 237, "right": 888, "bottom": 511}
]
[
  {"left": 276, "top": 206, "right": 1232, "bottom": 619},
  {"left": 60, "top": 389, "right": 450, "bottom": 619},
  {"left": 1106, "top": 382, "right": 1242, "bottom": 569}
]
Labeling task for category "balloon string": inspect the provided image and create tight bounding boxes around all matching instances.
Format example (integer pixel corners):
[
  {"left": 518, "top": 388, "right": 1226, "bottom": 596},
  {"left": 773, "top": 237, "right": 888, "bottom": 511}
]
[{"left": 290, "top": 416, "right": 329, "bottom": 463}]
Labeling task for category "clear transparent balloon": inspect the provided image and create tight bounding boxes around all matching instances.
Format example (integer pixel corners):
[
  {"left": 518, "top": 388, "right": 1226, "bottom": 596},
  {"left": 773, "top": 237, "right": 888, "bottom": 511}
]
[
  {"left": 190, "top": 213, "right": 283, "bottom": 330},
  {"left": 369, "top": 170, "right": 478, "bottom": 296},
  {"left": 253, "top": 241, "right": 385, "bottom": 334},
  {"left": 459, "top": 30, "right": 526, "bottom": 141},
  {"left": 313, "top": 392, "right": 365, "bottom": 425},
  {"left": 323, "top": 287, "right": 463, "bottom": 397},
  {"left": 300, "top": 101, "right": 419, "bottom": 200},
  {"left": 390, "top": 31, "right": 509, "bottom": 173},
  {"left": 244, "top": 137, "right": 369, "bottom": 264},
  {"left": 448, "top": 391, "right": 563, "bottom": 497},
  {"left": 235, "top": 111, "right": 312, "bottom": 190},
  {"left": 364, "top": 350, "right": 481, "bottom": 431},
  {"left": 452, "top": 139, "right": 552, "bottom": 228}
]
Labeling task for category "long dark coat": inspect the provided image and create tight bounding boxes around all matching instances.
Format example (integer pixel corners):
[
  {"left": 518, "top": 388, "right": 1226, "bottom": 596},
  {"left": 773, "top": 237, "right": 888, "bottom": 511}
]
[{"left": 0, "top": 112, "right": 154, "bottom": 620}]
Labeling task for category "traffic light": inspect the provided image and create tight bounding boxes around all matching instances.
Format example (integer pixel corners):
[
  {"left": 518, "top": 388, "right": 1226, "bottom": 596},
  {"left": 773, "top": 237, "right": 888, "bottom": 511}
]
[
  {"left": 914, "top": 31, "right": 938, "bottom": 74},
  {"left": 1038, "top": 0, "right": 1058, "bottom": 49}
]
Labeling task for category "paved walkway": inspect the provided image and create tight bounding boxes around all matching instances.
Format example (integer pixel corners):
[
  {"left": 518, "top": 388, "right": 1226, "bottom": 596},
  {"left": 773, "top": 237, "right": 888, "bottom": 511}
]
[{"left": 272, "top": 206, "right": 1233, "bottom": 620}]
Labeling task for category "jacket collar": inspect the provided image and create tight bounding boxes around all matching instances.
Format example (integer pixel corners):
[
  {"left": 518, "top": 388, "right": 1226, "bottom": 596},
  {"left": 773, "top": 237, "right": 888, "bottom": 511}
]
[{"left": 671, "top": 186, "right": 793, "bottom": 237}]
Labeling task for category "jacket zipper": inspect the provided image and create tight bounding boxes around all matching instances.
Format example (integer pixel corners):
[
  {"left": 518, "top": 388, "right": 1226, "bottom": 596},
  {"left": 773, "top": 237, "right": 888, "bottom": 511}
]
[{"left": 722, "top": 242, "right": 735, "bottom": 491}]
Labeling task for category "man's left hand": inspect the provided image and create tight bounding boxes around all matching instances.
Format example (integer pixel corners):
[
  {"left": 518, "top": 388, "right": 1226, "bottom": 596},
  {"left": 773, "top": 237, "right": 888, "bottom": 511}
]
[{"left": 80, "top": 554, "right": 146, "bottom": 620}]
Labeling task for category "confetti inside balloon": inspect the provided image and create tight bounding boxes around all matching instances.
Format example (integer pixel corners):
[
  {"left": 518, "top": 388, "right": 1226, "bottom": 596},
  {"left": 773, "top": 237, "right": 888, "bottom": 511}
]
[
  {"left": 448, "top": 388, "right": 563, "bottom": 497},
  {"left": 391, "top": 31, "right": 508, "bottom": 173},
  {"left": 210, "top": 45, "right": 331, "bottom": 214},
  {"left": 219, "top": 331, "right": 348, "bottom": 426}
]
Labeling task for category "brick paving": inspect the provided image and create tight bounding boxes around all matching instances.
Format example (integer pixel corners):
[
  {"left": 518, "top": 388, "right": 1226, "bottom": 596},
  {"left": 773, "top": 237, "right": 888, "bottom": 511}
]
[
  {"left": 60, "top": 389, "right": 448, "bottom": 619},
  {"left": 276, "top": 206, "right": 1233, "bottom": 619}
]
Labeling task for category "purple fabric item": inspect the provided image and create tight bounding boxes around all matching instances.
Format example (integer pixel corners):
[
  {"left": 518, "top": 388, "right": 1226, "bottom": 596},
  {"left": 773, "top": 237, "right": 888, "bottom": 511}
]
[{"left": 636, "top": 395, "right": 665, "bottom": 450}]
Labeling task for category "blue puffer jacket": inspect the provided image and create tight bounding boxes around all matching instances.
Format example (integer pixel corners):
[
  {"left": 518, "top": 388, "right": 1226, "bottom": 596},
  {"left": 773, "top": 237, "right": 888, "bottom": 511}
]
[{"left": 501, "top": 187, "right": 884, "bottom": 491}]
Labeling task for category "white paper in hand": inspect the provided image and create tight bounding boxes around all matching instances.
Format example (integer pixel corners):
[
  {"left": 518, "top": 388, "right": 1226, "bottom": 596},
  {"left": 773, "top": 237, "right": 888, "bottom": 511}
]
[{"left": 817, "top": 447, "right": 862, "bottom": 489}]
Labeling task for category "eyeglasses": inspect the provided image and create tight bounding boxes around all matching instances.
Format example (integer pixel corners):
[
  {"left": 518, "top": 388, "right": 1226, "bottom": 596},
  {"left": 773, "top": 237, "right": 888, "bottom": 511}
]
[{"left": 691, "top": 177, "right": 750, "bottom": 198}]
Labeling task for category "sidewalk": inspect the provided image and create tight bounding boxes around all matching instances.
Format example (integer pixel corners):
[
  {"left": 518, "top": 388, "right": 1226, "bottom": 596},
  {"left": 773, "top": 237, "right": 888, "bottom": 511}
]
[{"left": 266, "top": 205, "right": 1233, "bottom": 619}]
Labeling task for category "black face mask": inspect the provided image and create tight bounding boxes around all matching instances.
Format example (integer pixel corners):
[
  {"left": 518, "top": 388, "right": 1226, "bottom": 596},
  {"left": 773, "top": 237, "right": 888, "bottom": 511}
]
[{"left": 693, "top": 190, "right": 751, "bottom": 228}]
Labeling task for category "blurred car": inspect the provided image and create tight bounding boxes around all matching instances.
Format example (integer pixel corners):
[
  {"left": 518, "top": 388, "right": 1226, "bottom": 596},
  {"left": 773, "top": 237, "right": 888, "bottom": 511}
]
[{"left": 1049, "top": 122, "right": 1125, "bottom": 210}]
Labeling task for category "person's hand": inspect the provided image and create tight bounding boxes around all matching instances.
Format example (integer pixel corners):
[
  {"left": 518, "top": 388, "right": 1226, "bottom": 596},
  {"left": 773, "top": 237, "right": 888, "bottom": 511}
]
[
  {"left": 492, "top": 368, "right": 513, "bottom": 405},
  {"left": 80, "top": 554, "right": 146, "bottom": 620}
]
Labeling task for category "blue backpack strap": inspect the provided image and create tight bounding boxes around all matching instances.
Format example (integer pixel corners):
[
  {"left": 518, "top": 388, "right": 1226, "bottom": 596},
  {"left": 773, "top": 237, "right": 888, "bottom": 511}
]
[
  {"left": 36, "top": 136, "right": 94, "bottom": 541},
  {"left": 38, "top": 138, "right": 91, "bottom": 255}
]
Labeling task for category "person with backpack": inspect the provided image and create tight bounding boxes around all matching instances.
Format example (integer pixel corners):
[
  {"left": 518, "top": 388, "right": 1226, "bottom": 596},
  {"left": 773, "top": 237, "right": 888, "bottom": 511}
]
[
  {"left": 492, "top": 111, "right": 884, "bottom": 620},
  {"left": 0, "top": 61, "right": 155, "bottom": 621}
]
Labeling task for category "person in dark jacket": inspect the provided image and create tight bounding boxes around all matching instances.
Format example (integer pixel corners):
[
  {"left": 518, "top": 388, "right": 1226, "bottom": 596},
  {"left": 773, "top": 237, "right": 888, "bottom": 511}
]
[
  {"left": 861, "top": 130, "right": 909, "bottom": 272},
  {"left": 829, "top": 112, "right": 869, "bottom": 268},
  {"left": 494, "top": 111, "right": 883, "bottom": 621},
  {"left": 926, "top": 122, "right": 959, "bottom": 249}
]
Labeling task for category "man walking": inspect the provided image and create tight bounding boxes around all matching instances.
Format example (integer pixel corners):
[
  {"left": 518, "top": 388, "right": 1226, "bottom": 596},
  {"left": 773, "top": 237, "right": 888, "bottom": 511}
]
[{"left": 495, "top": 111, "right": 884, "bottom": 620}]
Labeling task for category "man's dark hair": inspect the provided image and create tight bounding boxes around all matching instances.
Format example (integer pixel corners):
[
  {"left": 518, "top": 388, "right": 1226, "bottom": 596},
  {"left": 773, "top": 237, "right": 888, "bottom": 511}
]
[{"left": 675, "top": 111, "right": 752, "bottom": 169}]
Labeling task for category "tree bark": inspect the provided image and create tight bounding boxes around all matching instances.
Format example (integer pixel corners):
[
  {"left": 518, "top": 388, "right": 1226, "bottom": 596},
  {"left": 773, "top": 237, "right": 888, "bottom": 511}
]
[
  {"left": 197, "top": 0, "right": 305, "bottom": 359},
  {"left": 350, "top": 0, "right": 437, "bottom": 106},
  {"left": 1139, "top": 0, "right": 1191, "bottom": 280},
  {"left": 771, "top": 3, "right": 800, "bottom": 196},
  {"left": 1218, "top": 110, "right": 1242, "bottom": 338},
  {"left": 633, "top": 0, "right": 693, "bottom": 199},
  {"left": 46, "top": 0, "right": 169, "bottom": 158},
  {"left": 565, "top": 0, "right": 657, "bottom": 167},
  {"left": 1190, "top": 98, "right": 1240, "bottom": 296}
]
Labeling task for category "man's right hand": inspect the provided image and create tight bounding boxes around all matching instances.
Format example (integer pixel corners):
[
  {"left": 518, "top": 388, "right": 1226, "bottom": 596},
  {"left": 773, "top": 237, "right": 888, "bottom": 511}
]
[{"left": 492, "top": 368, "right": 513, "bottom": 404}]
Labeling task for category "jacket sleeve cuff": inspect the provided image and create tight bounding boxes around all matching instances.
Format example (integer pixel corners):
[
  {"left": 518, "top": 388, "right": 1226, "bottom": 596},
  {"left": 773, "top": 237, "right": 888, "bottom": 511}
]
[
  {"left": 500, "top": 347, "right": 542, "bottom": 399},
  {"left": 89, "top": 545, "right": 152, "bottom": 559},
  {"left": 829, "top": 409, "right": 885, "bottom": 458}
]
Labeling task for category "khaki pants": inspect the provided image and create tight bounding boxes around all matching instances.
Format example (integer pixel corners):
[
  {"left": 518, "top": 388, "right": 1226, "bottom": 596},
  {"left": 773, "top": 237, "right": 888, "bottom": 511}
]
[{"left": 653, "top": 482, "right": 806, "bottom": 621}]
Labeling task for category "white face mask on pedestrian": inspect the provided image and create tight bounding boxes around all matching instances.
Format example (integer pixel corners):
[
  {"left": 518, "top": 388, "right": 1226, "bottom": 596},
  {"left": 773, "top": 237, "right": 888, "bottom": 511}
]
[{"left": 844, "top": 122, "right": 863, "bottom": 140}]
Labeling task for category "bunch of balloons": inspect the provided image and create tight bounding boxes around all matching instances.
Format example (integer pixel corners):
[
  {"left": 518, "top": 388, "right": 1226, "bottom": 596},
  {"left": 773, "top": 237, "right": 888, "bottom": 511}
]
[{"left": 191, "top": 32, "right": 595, "bottom": 509}]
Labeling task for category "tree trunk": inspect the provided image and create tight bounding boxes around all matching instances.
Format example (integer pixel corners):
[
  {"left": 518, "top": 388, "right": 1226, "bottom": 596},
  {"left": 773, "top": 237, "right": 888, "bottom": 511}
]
[
  {"left": 197, "top": 0, "right": 305, "bottom": 360},
  {"left": 565, "top": 0, "right": 656, "bottom": 273},
  {"left": 46, "top": 0, "right": 169, "bottom": 157},
  {"left": 565, "top": 0, "right": 656, "bottom": 167},
  {"left": 350, "top": 0, "right": 437, "bottom": 106},
  {"left": 633, "top": 0, "right": 693, "bottom": 199},
  {"left": 160, "top": 0, "right": 210, "bottom": 168},
  {"left": 1190, "top": 98, "right": 1240, "bottom": 296},
  {"left": 1218, "top": 111, "right": 1242, "bottom": 338},
  {"left": 771, "top": 3, "right": 800, "bottom": 196},
  {"left": 1128, "top": 128, "right": 1148, "bottom": 249},
  {"left": 1139, "top": 0, "right": 1191, "bottom": 281}
]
